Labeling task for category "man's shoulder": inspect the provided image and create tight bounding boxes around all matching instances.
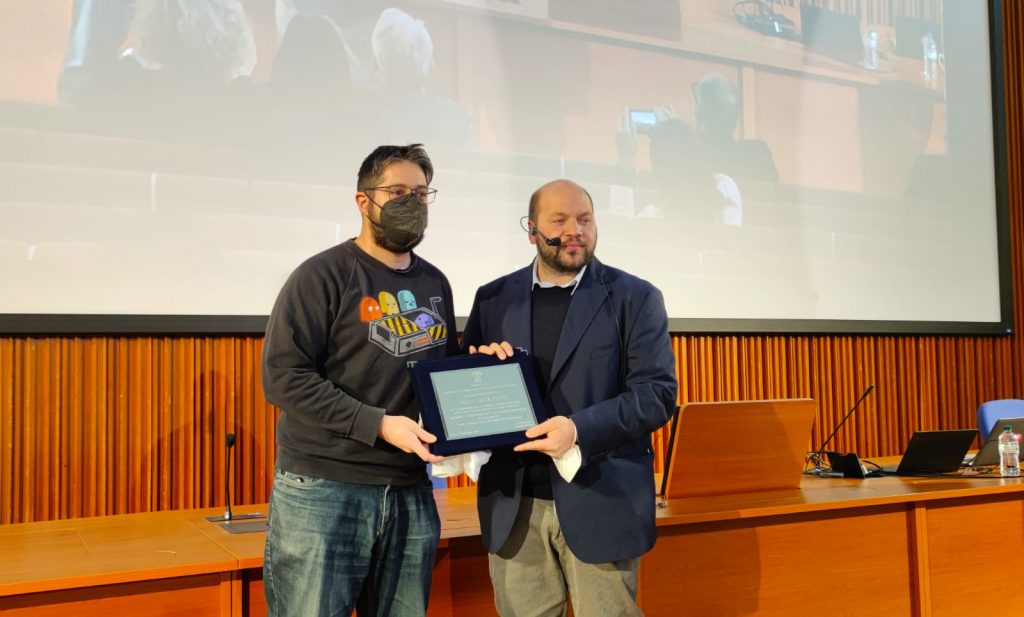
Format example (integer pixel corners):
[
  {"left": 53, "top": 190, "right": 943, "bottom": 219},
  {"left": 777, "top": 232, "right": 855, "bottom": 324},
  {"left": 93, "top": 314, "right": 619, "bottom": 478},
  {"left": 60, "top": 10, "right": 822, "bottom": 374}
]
[
  {"left": 412, "top": 254, "right": 452, "bottom": 284},
  {"left": 290, "top": 243, "right": 352, "bottom": 280},
  {"left": 593, "top": 260, "right": 658, "bottom": 295}
]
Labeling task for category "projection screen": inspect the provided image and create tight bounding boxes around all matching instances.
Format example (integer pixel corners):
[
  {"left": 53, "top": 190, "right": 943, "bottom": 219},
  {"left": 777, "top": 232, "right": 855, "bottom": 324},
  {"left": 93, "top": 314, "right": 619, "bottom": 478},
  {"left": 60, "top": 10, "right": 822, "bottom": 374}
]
[{"left": 0, "top": 0, "right": 1011, "bottom": 334}]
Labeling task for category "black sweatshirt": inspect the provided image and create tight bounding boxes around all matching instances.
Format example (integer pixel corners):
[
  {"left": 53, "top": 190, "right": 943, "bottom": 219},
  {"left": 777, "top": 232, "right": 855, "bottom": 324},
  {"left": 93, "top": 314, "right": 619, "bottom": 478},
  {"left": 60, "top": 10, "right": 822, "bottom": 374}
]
[{"left": 262, "top": 239, "right": 458, "bottom": 486}]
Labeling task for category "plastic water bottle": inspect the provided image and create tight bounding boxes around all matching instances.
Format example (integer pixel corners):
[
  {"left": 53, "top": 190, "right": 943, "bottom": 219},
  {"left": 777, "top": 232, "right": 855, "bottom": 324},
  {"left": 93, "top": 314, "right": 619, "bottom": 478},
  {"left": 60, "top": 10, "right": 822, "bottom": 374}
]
[
  {"left": 862, "top": 27, "right": 879, "bottom": 70},
  {"left": 922, "top": 32, "right": 939, "bottom": 87},
  {"left": 998, "top": 426, "right": 1020, "bottom": 477}
]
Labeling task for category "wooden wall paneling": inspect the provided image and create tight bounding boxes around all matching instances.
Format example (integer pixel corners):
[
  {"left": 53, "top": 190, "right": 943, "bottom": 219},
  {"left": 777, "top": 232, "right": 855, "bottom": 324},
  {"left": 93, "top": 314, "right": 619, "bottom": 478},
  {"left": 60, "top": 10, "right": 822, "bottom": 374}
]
[
  {"left": 11, "top": 339, "right": 23, "bottom": 523},
  {"left": 1, "top": 339, "right": 11, "bottom": 524},
  {"left": 812, "top": 337, "right": 836, "bottom": 450},
  {"left": 128, "top": 338, "right": 142, "bottom": 514},
  {"left": 238, "top": 339, "right": 253, "bottom": 506},
  {"left": 854, "top": 337, "right": 874, "bottom": 453},
  {"left": 0, "top": 336, "right": 283, "bottom": 520},
  {"left": 180, "top": 339, "right": 191, "bottom": 507},
  {"left": 81, "top": 339, "right": 95, "bottom": 519},
  {"left": 902, "top": 334, "right": 920, "bottom": 442},
  {"left": 190, "top": 338, "right": 201, "bottom": 511},
  {"left": 86, "top": 339, "right": 100, "bottom": 518},
  {"left": 1007, "top": 0, "right": 1024, "bottom": 403},
  {"left": 807, "top": 337, "right": 825, "bottom": 449},
  {"left": 740, "top": 336, "right": 762, "bottom": 401},
  {"left": 256, "top": 340, "right": 277, "bottom": 506},
  {"left": 38, "top": 339, "right": 52, "bottom": 522},
  {"left": 955, "top": 337, "right": 977, "bottom": 430},
  {"left": 115, "top": 338, "right": 127, "bottom": 515},
  {"left": 2, "top": 333, "right": 1023, "bottom": 520},
  {"left": 204, "top": 340, "right": 217, "bottom": 512},
  {"left": 20, "top": 340, "right": 35, "bottom": 523},
  {"left": 872, "top": 336, "right": 891, "bottom": 453}
]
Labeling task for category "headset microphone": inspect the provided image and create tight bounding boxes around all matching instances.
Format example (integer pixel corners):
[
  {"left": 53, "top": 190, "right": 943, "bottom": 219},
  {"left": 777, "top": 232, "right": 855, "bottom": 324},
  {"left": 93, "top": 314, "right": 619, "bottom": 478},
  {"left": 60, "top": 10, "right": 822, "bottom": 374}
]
[
  {"left": 530, "top": 227, "right": 561, "bottom": 247},
  {"left": 520, "top": 216, "right": 562, "bottom": 247}
]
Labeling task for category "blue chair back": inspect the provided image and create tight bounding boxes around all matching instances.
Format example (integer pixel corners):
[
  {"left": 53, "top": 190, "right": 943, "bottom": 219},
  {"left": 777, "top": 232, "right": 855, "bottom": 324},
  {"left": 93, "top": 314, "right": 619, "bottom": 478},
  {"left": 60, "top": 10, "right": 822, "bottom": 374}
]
[{"left": 977, "top": 399, "right": 1024, "bottom": 440}]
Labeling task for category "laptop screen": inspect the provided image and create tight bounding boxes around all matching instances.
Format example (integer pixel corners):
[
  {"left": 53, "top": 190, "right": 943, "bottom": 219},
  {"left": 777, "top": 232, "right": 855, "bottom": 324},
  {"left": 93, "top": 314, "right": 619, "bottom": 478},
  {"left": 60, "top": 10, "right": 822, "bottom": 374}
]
[
  {"left": 971, "top": 418, "right": 1024, "bottom": 467},
  {"left": 663, "top": 399, "right": 816, "bottom": 498},
  {"left": 890, "top": 430, "right": 977, "bottom": 476},
  {"left": 800, "top": 5, "right": 862, "bottom": 54}
]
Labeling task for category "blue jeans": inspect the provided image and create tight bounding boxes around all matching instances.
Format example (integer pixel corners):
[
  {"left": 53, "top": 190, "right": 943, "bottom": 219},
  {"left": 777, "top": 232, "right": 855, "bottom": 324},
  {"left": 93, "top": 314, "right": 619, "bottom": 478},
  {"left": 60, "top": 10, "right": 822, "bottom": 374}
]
[{"left": 264, "top": 469, "right": 441, "bottom": 617}]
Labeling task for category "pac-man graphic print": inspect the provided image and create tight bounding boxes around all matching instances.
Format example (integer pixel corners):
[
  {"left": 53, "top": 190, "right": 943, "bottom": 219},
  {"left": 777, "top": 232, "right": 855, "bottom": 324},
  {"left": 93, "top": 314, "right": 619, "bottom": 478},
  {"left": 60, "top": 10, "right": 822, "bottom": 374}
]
[
  {"left": 378, "top": 291, "right": 400, "bottom": 315},
  {"left": 367, "top": 293, "right": 448, "bottom": 357},
  {"left": 359, "top": 297, "right": 384, "bottom": 322}
]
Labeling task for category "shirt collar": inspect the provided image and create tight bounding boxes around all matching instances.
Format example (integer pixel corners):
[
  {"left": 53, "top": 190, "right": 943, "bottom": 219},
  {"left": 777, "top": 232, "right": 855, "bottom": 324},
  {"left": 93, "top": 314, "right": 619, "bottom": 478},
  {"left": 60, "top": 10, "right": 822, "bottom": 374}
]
[{"left": 532, "top": 258, "right": 586, "bottom": 295}]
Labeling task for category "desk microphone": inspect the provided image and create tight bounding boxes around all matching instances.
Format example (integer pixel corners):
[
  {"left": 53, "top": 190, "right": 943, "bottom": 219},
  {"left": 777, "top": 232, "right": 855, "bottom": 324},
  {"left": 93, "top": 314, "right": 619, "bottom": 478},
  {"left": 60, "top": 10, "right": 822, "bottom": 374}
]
[
  {"left": 813, "top": 384, "right": 876, "bottom": 478},
  {"left": 206, "top": 433, "right": 264, "bottom": 522},
  {"left": 530, "top": 227, "right": 561, "bottom": 247}
]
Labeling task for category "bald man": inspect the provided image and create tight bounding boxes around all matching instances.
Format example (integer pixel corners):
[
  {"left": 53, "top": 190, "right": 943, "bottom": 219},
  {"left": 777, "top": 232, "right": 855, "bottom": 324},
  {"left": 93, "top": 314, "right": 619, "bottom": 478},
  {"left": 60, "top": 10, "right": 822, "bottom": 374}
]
[{"left": 463, "top": 179, "right": 678, "bottom": 616}]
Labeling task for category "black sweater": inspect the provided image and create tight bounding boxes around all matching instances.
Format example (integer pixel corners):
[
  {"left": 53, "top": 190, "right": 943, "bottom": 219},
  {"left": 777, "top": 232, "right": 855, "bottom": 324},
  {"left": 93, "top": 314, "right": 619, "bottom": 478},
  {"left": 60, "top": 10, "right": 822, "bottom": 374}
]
[{"left": 262, "top": 240, "right": 458, "bottom": 485}]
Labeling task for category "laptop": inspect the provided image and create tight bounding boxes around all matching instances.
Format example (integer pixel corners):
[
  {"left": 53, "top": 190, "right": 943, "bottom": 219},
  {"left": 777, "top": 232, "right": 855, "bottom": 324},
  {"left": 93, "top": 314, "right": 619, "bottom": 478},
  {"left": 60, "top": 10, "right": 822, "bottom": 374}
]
[
  {"left": 800, "top": 5, "right": 862, "bottom": 56},
  {"left": 663, "top": 399, "right": 816, "bottom": 499},
  {"left": 969, "top": 417, "right": 1024, "bottom": 467},
  {"left": 880, "top": 430, "right": 977, "bottom": 476}
]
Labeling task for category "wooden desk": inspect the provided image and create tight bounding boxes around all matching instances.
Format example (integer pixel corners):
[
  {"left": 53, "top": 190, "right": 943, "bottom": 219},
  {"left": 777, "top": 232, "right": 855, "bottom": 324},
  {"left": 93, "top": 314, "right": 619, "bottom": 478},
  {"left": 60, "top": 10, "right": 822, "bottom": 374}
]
[
  {"left": 3, "top": 478, "right": 1023, "bottom": 616},
  {"left": 0, "top": 509, "right": 237, "bottom": 616},
  {"left": 647, "top": 475, "right": 1024, "bottom": 617}
]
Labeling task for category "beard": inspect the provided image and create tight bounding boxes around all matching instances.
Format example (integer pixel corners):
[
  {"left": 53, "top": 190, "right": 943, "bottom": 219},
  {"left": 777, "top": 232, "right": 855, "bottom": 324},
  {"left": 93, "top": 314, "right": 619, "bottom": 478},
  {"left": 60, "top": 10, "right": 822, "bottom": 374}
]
[{"left": 536, "top": 239, "right": 594, "bottom": 275}]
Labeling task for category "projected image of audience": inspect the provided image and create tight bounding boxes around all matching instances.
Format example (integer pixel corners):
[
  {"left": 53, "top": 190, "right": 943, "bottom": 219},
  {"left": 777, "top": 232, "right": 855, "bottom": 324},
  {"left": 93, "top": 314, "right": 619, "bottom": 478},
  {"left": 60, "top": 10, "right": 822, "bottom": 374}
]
[
  {"left": 0, "top": 0, "right": 1004, "bottom": 327},
  {"left": 616, "top": 72, "right": 779, "bottom": 226},
  {"left": 260, "top": 13, "right": 375, "bottom": 173},
  {"left": 60, "top": 0, "right": 259, "bottom": 142},
  {"left": 370, "top": 8, "right": 472, "bottom": 147}
]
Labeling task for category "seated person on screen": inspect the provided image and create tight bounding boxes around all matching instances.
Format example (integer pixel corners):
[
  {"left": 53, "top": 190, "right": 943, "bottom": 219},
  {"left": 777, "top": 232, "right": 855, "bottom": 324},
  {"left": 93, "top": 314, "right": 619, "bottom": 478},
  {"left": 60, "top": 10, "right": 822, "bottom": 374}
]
[
  {"left": 57, "top": 0, "right": 136, "bottom": 108},
  {"left": 274, "top": 0, "right": 388, "bottom": 90},
  {"left": 618, "top": 73, "right": 779, "bottom": 225},
  {"left": 262, "top": 14, "right": 378, "bottom": 169},
  {"left": 70, "top": 0, "right": 258, "bottom": 143},
  {"left": 370, "top": 8, "right": 472, "bottom": 147},
  {"left": 618, "top": 109, "right": 743, "bottom": 225},
  {"left": 690, "top": 72, "right": 778, "bottom": 185}
]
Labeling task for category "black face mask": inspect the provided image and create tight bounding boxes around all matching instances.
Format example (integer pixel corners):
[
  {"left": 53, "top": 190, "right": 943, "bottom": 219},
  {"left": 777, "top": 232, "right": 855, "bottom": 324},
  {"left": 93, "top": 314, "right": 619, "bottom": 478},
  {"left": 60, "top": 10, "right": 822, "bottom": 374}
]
[{"left": 370, "top": 192, "right": 428, "bottom": 253}]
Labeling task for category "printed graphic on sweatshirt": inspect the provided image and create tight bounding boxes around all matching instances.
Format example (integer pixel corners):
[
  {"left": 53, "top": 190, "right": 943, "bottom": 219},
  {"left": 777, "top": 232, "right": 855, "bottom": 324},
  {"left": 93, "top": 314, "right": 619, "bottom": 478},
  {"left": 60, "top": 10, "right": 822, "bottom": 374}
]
[
  {"left": 378, "top": 291, "right": 399, "bottom": 315},
  {"left": 361, "top": 290, "right": 448, "bottom": 357},
  {"left": 359, "top": 297, "right": 384, "bottom": 322}
]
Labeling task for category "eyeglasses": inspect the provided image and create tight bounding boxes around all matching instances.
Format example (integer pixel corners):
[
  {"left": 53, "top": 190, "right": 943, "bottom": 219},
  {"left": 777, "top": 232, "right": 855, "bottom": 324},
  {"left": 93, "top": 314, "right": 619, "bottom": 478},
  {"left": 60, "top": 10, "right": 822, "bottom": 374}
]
[{"left": 363, "top": 185, "right": 437, "bottom": 205}]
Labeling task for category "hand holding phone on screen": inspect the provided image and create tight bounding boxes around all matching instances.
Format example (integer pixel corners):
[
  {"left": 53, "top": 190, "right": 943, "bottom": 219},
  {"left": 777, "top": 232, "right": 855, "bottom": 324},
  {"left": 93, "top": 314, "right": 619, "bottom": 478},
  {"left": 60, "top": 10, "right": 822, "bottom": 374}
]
[
  {"left": 626, "top": 106, "right": 676, "bottom": 134},
  {"left": 628, "top": 108, "right": 658, "bottom": 134}
]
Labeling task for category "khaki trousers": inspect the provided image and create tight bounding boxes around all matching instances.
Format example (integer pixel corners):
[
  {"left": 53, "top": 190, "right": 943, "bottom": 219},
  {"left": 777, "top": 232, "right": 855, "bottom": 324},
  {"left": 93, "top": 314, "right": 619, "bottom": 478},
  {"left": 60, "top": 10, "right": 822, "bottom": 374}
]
[{"left": 488, "top": 497, "right": 642, "bottom": 617}]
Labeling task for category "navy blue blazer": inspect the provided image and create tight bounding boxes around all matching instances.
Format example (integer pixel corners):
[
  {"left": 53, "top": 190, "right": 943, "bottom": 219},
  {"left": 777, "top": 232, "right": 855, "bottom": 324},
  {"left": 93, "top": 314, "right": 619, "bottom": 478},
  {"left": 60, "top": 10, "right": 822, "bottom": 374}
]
[{"left": 461, "top": 258, "right": 677, "bottom": 564}]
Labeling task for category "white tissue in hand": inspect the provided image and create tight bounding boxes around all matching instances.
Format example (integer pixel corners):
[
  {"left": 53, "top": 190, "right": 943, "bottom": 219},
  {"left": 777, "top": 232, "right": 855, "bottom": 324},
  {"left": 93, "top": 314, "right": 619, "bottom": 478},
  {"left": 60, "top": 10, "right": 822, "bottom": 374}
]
[
  {"left": 430, "top": 451, "right": 492, "bottom": 482},
  {"left": 431, "top": 448, "right": 581, "bottom": 483}
]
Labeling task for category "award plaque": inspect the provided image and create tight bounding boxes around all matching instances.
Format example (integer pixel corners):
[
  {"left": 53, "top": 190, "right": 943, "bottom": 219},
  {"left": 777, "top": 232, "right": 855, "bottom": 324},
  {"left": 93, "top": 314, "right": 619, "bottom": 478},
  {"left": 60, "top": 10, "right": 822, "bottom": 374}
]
[{"left": 409, "top": 351, "right": 548, "bottom": 456}]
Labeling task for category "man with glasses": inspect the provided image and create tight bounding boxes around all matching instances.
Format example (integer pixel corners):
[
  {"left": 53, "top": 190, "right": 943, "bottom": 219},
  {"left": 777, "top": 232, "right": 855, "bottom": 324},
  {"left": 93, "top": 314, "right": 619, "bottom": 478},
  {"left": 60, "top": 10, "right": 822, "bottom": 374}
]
[{"left": 261, "top": 144, "right": 453, "bottom": 616}]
